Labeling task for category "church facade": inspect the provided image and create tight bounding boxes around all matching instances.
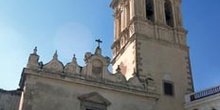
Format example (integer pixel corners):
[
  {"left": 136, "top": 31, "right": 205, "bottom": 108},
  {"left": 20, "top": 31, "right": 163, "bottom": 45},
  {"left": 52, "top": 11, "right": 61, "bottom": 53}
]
[
  {"left": 18, "top": 46, "right": 158, "bottom": 110},
  {"left": 1, "top": 0, "right": 194, "bottom": 110}
]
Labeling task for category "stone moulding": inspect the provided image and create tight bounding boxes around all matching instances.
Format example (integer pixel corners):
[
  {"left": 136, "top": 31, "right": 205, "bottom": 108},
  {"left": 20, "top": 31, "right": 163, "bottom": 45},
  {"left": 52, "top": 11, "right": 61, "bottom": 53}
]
[
  {"left": 22, "top": 46, "right": 158, "bottom": 98},
  {"left": 0, "top": 89, "right": 21, "bottom": 96},
  {"left": 19, "top": 68, "right": 159, "bottom": 99},
  {"left": 78, "top": 92, "right": 111, "bottom": 106}
]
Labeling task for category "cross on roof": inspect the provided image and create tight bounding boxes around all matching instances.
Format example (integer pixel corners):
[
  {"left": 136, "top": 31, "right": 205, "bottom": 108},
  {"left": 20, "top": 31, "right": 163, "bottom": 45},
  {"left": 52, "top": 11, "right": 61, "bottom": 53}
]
[
  {"left": 95, "top": 39, "right": 102, "bottom": 47},
  {"left": 33, "top": 46, "right": 37, "bottom": 54}
]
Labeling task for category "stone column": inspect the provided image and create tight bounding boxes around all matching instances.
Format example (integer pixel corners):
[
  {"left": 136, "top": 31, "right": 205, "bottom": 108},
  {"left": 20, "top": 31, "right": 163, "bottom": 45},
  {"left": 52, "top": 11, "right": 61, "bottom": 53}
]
[
  {"left": 158, "top": 0, "right": 166, "bottom": 24},
  {"left": 114, "top": 17, "right": 117, "bottom": 40},
  {"left": 175, "top": 1, "right": 183, "bottom": 28},
  {"left": 130, "top": 0, "right": 135, "bottom": 19},
  {"left": 171, "top": 1, "right": 177, "bottom": 28},
  {"left": 153, "top": 0, "right": 158, "bottom": 22},
  {"left": 121, "top": 6, "right": 125, "bottom": 31},
  {"left": 126, "top": 0, "right": 130, "bottom": 26}
]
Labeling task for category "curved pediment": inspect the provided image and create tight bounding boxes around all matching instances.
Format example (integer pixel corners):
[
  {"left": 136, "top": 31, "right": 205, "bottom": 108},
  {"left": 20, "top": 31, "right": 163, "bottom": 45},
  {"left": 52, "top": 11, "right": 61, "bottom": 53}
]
[
  {"left": 85, "top": 54, "right": 110, "bottom": 66},
  {"left": 64, "top": 55, "right": 81, "bottom": 74},
  {"left": 128, "top": 76, "right": 144, "bottom": 88},
  {"left": 106, "top": 72, "right": 127, "bottom": 83},
  {"left": 64, "top": 62, "right": 78, "bottom": 74},
  {"left": 43, "top": 51, "right": 64, "bottom": 73}
]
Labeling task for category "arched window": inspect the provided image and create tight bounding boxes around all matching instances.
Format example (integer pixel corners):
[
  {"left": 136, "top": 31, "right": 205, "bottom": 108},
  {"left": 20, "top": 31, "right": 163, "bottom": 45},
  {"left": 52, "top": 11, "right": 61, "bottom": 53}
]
[
  {"left": 146, "top": 0, "right": 154, "bottom": 21},
  {"left": 164, "top": 0, "right": 174, "bottom": 27}
]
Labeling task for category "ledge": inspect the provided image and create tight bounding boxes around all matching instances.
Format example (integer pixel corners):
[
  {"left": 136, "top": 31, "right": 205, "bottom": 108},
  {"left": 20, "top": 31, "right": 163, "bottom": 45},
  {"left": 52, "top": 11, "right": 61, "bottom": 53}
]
[{"left": 21, "top": 68, "right": 160, "bottom": 100}]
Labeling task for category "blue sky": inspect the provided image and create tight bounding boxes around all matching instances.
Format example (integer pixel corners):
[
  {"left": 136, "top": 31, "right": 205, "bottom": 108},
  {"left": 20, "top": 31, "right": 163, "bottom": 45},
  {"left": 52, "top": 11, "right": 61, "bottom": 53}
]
[{"left": 0, "top": 0, "right": 219, "bottom": 92}]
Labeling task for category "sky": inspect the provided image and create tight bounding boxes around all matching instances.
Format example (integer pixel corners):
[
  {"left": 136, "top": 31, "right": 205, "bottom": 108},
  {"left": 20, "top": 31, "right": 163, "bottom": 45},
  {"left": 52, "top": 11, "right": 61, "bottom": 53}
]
[{"left": 0, "top": 0, "right": 219, "bottom": 92}]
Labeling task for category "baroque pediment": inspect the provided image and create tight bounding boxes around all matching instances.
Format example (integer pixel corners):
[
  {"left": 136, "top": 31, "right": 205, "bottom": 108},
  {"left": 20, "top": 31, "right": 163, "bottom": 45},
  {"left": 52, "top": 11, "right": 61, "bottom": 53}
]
[
  {"left": 43, "top": 51, "right": 64, "bottom": 73},
  {"left": 64, "top": 55, "right": 81, "bottom": 74},
  {"left": 128, "top": 76, "right": 144, "bottom": 88},
  {"left": 78, "top": 92, "right": 111, "bottom": 106}
]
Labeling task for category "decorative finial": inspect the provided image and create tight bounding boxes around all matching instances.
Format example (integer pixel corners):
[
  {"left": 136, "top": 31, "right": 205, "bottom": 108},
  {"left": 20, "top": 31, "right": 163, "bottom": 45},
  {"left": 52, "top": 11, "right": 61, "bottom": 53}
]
[
  {"left": 33, "top": 46, "right": 37, "bottom": 54},
  {"left": 53, "top": 50, "right": 58, "bottom": 59},
  {"left": 72, "top": 54, "right": 77, "bottom": 63},
  {"left": 95, "top": 39, "right": 102, "bottom": 47}
]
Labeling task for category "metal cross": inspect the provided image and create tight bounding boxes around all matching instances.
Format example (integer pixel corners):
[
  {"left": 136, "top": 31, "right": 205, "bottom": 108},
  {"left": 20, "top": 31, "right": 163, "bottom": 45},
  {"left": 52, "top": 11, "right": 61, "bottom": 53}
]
[
  {"left": 95, "top": 39, "right": 102, "bottom": 47},
  {"left": 33, "top": 46, "right": 37, "bottom": 54}
]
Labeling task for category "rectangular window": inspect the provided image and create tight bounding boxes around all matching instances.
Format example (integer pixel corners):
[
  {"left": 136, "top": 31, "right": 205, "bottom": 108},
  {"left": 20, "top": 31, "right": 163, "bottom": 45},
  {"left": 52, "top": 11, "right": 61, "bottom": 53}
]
[{"left": 163, "top": 81, "right": 174, "bottom": 96}]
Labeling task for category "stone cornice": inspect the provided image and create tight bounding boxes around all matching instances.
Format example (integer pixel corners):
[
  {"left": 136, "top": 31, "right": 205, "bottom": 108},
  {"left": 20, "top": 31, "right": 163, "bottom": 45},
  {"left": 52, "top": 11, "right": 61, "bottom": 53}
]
[
  {"left": 110, "top": 0, "right": 125, "bottom": 9},
  {"left": 21, "top": 68, "right": 160, "bottom": 99},
  {"left": 111, "top": 26, "right": 130, "bottom": 49},
  {"left": 110, "top": 0, "right": 118, "bottom": 9},
  {"left": 135, "top": 33, "right": 189, "bottom": 51},
  {"left": 112, "top": 32, "right": 189, "bottom": 64},
  {"left": 132, "top": 15, "right": 188, "bottom": 35}
]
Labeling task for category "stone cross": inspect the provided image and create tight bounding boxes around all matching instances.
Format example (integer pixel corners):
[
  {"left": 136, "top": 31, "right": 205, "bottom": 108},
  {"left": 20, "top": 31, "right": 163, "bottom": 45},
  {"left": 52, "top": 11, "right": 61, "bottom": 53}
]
[{"left": 95, "top": 39, "right": 102, "bottom": 47}]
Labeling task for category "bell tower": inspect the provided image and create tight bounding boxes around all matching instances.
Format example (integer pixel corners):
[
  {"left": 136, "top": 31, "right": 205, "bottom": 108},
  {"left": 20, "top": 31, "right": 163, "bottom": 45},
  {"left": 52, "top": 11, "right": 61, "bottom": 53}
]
[{"left": 110, "top": 0, "right": 194, "bottom": 110}]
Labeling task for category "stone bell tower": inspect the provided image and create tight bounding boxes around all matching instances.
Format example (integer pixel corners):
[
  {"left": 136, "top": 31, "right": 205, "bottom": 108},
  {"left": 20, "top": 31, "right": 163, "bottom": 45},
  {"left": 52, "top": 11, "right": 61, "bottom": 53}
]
[{"left": 110, "top": 0, "right": 194, "bottom": 110}]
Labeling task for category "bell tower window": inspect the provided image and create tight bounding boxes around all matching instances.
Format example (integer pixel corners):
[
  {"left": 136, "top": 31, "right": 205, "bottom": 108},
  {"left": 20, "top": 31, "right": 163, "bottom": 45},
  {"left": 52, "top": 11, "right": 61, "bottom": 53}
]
[
  {"left": 164, "top": 0, "right": 174, "bottom": 27},
  {"left": 146, "top": 0, "right": 154, "bottom": 21}
]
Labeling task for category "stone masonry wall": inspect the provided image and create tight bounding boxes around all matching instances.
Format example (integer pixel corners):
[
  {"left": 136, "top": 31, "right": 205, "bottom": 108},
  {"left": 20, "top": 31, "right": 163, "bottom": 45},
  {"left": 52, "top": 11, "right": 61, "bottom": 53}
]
[{"left": 0, "top": 89, "right": 21, "bottom": 110}]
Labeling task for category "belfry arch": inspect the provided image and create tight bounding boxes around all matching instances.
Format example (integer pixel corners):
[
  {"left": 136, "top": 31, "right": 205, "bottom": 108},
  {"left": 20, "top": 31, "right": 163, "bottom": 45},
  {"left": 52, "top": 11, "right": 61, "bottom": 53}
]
[
  {"left": 145, "top": 0, "right": 154, "bottom": 21},
  {"left": 164, "top": 0, "right": 174, "bottom": 27}
]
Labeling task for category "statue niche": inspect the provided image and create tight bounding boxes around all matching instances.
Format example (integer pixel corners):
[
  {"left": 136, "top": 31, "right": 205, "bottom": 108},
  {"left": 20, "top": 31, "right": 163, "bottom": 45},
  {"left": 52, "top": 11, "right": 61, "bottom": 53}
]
[{"left": 92, "top": 59, "right": 103, "bottom": 78}]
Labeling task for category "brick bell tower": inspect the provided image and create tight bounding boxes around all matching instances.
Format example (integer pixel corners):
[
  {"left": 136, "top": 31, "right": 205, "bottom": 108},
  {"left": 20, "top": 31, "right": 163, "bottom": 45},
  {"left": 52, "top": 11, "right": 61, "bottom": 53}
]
[{"left": 110, "top": 0, "right": 194, "bottom": 110}]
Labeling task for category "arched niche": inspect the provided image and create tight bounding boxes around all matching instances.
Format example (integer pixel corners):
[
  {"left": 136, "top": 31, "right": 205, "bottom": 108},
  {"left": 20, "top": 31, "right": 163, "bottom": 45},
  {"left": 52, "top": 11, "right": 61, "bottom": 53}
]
[{"left": 92, "top": 59, "right": 103, "bottom": 76}]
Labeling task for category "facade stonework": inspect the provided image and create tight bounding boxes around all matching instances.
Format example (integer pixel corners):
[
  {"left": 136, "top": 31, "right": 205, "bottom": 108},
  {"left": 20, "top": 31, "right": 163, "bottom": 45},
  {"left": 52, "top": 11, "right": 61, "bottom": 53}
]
[
  {"left": 0, "top": 89, "right": 21, "bottom": 110},
  {"left": 111, "top": 0, "right": 193, "bottom": 110},
  {"left": 18, "top": 47, "right": 158, "bottom": 110},
  {"left": 1, "top": 0, "right": 196, "bottom": 110}
]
